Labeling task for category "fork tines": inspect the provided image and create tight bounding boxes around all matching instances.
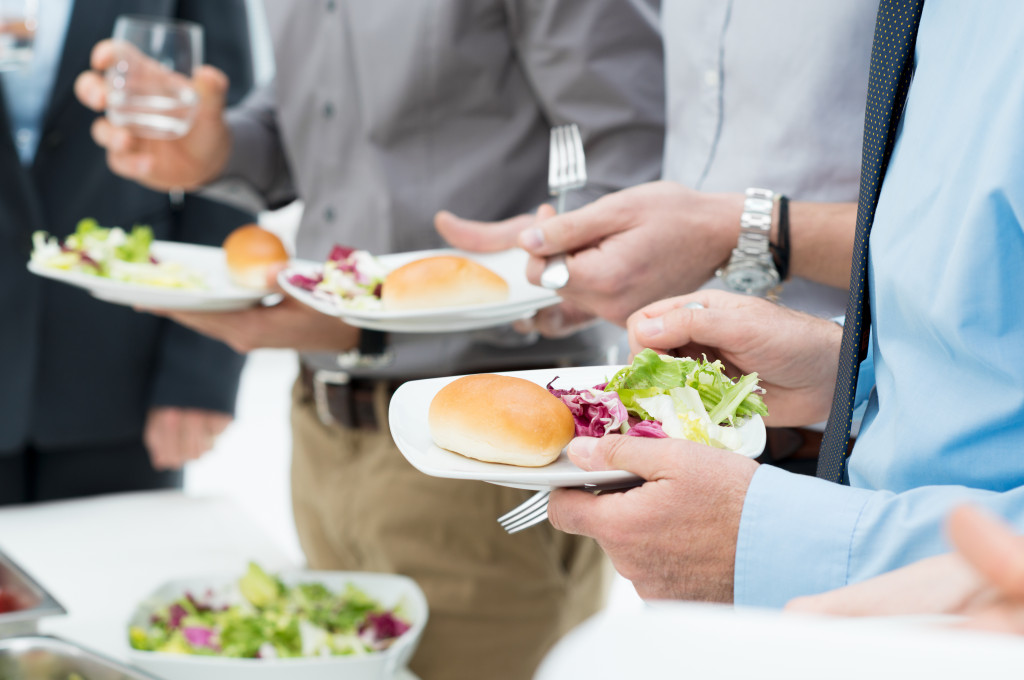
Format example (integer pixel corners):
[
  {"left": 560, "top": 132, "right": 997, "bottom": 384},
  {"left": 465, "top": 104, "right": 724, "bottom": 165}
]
[
  {"left": 548, "top": 123, "right": 587, "bottom": 195},
  {"left": 498, "top": 490, "right": 551, "bottom": 534}
]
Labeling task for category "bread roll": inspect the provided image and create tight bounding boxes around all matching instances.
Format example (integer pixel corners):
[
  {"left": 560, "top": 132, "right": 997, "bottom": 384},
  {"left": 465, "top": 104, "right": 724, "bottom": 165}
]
[
  {"left": 429, "top": 374, "right": 575, "bottom": 467},
  {"left": 381, "top": 255, "right": 508, "bottom": 310},
  {"left": 223, "top": 224, "right": 289, "bottom": 290}
]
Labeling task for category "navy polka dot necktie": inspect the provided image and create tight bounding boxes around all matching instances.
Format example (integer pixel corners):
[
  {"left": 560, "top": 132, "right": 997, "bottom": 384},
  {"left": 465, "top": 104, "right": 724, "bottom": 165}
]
[{"left": 816, "top": 0, "right": 925, "bottom": 483}]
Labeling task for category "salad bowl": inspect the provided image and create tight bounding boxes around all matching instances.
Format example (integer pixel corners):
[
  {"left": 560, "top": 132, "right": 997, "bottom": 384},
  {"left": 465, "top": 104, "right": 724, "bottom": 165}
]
[
  {"left": 127, "top": 569, "right": 428, "bottom": 680},
  {"left": 0, "top": 635, "right": 160, "bottom": 680}
]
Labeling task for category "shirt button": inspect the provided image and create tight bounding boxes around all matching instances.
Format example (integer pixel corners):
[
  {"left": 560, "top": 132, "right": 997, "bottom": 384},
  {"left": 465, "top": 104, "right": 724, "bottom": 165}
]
[
  {"left": 324, "top": 207, "right": 335, "bottom": 222},
  {"left": 15, "top": 128, "right": 31, "bottom": 146},
  {"left": 704, "top": 69, "right": 719, "bottom": 87},
  {"left": 326, "top": 0, "right": 336, "bottom": 11},
  {"left": 323, "top": 101, "right": 334, "bottom": 119}
]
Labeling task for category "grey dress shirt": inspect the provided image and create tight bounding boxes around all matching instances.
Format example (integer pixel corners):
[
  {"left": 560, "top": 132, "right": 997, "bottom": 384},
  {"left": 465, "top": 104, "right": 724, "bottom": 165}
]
[
  {"left": 663, "top": 0, "right": 878, "bottom": 319},
  {"left": 219, "top": 0, "right": 665, "bottom": 378}
]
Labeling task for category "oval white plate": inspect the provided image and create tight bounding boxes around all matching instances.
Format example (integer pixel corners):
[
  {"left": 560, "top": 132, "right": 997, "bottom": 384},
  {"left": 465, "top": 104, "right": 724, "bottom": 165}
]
[
  {"left": 27, "top": 241, "right": 268, "bottom": 311},
  {"left": 389, "top": 366, "right": 767, "bottom": 491},
  {"left": 279, "top": 248, "right": 560, "bottom": 333}
]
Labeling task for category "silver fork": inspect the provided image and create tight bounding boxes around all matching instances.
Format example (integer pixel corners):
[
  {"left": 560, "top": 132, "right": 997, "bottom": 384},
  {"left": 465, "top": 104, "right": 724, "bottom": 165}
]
[
  {"left": 498, "top": 490, "right": 551, "bottom": 534},
  {"left": 540, "top": 123, "right": 587, "bottom": 289},
  {"left": 497, "top": 480, "right": 644, "bottom": 534}
]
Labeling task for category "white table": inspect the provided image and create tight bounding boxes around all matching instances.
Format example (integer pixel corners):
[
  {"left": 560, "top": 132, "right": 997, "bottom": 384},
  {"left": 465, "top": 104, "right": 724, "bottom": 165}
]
[
  {"left": 0, "top": 491, "right": 294, "bottom": 657},
  {"left": 536, "top": 603, "right": 1024, "bottom": 679},
  {"left": 0, "top": 491, "right": 418, "bottom": 679}
]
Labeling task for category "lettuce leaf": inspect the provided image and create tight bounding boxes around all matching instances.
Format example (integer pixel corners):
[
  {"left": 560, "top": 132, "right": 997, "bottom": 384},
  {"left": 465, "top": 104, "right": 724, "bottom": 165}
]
[
  {"left": 115, "top": 225, "right": 154, "bottom": 263},
  {"left": 606, "top": 349, "right": 767, "bottom": 425}
]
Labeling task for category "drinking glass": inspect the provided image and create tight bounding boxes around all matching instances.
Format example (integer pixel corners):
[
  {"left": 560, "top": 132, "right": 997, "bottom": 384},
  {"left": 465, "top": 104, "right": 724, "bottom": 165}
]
[
  {"left": 106, "top": 15, "right": 202, "bottom": 140},
  {"left": 0, "top": 0, "right": 37, "bottom": 71}
]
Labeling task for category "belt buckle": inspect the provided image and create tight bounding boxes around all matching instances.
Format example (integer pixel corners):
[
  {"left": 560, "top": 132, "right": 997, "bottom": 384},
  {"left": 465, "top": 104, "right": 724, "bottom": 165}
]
[{"left": 312, "top": 369, "right": 351, "bottom": 427}]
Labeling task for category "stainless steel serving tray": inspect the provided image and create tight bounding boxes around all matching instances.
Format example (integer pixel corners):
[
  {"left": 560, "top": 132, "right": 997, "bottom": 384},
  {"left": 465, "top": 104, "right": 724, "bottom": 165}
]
[
  {"left": 0, "top": 635, "right": 161, "bottom": 680},
  {"left": 0, "top": 549, "right": 65, "bottom": 637}
]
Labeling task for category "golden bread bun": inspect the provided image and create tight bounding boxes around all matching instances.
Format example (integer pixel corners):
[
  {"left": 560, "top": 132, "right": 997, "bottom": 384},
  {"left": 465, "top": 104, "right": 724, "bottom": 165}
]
[
  {"left": 429, "top": 374, "right": 575, "bottom": 467},
  {"left": 380, "top": 255, "right": 508, "bottom": 311},
  {"left": 223, "top": 224, "right": 289, "bottom": 289}
]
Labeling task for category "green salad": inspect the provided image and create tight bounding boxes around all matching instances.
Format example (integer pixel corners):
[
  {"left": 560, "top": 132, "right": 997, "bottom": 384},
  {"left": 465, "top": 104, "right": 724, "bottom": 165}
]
[
  {"left": 129, "top": 563, "right": 412, "bottom": 659},
  {"left": 548, "top": 349, "right": 768, "bottom": 450},
  {"left": 31, "top": 218, "right": 205, "bottom": 290}
]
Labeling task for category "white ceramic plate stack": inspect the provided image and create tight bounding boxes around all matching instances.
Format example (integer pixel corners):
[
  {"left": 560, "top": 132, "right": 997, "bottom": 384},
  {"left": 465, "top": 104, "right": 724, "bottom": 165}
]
[
  {"left": 279, "top": 248, "right": 561, "bottom": 333},
  {"left": 27, "top": 241, "right": 269, "bottom": 311},
  {"left": 389, "top": 366, "right": 767, "bottom": 491}
]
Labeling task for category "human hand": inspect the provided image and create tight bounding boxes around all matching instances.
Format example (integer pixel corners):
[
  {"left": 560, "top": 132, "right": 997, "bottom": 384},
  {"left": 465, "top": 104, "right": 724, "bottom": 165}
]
[
  {"left": 784, "top": 552, "right": 989, "bottom": 618},
  {"left": 437, "top": 204, "right": 599, "bottom": 339},
  {"left": 948, "top": 505, "right": 1024, "bottom": 634},
  {"left": 547, "top": 435, "right": 759, "bottom": 603},
  {"left": 512, "top": 300, "right": 600, "bottom": 339},
  {"left": 513, "top": 182, "right": 743, "bottom": 326},
  {"left": 74, "top": 39, "right": 232, "bottom": 191},
  {"left": 785, "top": 505, "right": 1024, "bottom": 632},
  {"left": 144, "top": 407, "right": 232, "bottom": 470},
  {"left": 434, "top": 204, "right": 557, "bottom": 253},
  {"left": 140, "top": 266, "right": 359, "bottom": 354},
  {"left": 627, "top": 290, "right": 841, "bottom": 427}
]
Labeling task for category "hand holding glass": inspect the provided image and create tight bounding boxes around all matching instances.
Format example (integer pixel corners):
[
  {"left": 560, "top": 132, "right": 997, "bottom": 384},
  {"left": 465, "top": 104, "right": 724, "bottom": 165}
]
[{"left": 106, "top": 15, "right": 202, "bottom": 140}]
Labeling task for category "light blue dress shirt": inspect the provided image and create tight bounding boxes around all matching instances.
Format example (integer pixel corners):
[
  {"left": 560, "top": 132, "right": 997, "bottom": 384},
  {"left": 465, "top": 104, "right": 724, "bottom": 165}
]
[
  {"left": 1, "top": 0, "right": 74, "bottom": 166},
  {"left": 735, "top": 0, "right": 1024, "bottom": 607}
]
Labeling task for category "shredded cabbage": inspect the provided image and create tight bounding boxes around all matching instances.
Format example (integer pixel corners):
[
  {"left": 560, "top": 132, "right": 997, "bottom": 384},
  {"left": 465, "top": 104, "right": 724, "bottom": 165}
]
[
  {"left": 289, "top": 244, "right": 386, "bottom": 309},
  {"left": 547, "top": 349, "right": 767, "bottom": 451},
  {"left": 31, "top": 218, "right": 205, "bottom": 290},
  {"left": 128, "top": 562, "right": 411, "bottom": 659}
]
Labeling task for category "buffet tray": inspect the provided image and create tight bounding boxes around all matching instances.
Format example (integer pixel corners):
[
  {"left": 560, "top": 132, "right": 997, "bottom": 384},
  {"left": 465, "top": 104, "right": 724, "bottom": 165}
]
[
  {"left": 0, "top": 635, "right": 160, "bottom": 680},
  {"left": 0, "top": 549, "right": 65, "bottom": 637}
]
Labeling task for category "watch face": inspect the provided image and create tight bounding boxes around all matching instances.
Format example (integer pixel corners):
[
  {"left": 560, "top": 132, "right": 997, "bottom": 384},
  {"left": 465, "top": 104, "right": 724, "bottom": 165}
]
[{"left": 723, "top": 263, "right": 780, "bottom": 295}]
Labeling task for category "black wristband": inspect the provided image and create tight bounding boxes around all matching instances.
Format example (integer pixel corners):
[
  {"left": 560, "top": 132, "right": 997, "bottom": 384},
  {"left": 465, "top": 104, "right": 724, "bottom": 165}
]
[
  {"left": 770, "top": 195, "right": 791, "bottom": 281},
  {"left": 358, "top": 329, "right": 388, "bottom": 356}
]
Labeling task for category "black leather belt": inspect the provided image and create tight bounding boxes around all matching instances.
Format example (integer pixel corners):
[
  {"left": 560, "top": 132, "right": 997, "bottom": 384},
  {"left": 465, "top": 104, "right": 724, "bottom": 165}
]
[
  {"left": 299, "top": 360, "right": 583, "bottom": 431},
  {"left": 298, "top": 365, "right": 405, "bottom": 431}
]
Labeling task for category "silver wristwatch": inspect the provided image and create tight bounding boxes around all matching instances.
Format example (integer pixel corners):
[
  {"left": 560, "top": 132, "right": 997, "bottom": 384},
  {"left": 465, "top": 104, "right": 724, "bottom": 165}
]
[{"left": 715, "top": 187, "right": 781, "bottom": 296}]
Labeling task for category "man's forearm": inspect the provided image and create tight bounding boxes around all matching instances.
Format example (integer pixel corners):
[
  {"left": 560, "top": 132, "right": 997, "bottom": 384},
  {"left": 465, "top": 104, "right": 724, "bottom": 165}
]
[{"left": 784, "top": 201, "right": 857, "bottom": 290}]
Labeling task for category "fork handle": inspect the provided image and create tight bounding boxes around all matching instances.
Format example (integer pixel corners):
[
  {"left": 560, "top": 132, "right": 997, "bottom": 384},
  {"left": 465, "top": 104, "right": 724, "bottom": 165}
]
[{"left": 556, "top": 190, "right": 568, "bottom": 215}]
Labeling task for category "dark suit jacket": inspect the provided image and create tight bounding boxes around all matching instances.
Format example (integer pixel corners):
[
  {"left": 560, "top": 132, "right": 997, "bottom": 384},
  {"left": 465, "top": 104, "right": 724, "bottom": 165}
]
[{"left": 0, "top": 0, "right": 255, "bottom": 453}]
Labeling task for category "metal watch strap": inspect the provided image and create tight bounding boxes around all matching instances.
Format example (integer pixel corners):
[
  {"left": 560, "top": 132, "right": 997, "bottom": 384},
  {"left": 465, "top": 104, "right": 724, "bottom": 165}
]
[
  {"left": 716, "top": 187, "right": 782, "bottom": 296},
  {"left": 737, "top": 187, "right": 774, "bottom": 259}
]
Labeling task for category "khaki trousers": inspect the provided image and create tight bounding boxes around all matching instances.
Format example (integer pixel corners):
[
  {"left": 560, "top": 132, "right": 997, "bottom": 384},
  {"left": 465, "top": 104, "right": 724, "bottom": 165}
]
[{"left": 290, "top": 379, "right": 608, "bottom": 680}]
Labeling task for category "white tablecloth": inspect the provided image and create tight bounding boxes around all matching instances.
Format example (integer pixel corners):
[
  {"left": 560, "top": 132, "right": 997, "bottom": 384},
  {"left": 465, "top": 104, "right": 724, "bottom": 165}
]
[
  {"left": 0, "top": 491, "right": 295, "bottom": 657},
  {"left": 0, "top": 490, "right": 418, "bottom": 679},
  {"left": 536, "top": 603, "right": 1024, "bottom": 679}
]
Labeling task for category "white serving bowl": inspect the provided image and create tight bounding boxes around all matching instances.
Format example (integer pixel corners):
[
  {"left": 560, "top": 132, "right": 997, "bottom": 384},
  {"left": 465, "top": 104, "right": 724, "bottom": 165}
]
[{"left": 126, "top": 570, "right": 428, "bottom": 680}]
